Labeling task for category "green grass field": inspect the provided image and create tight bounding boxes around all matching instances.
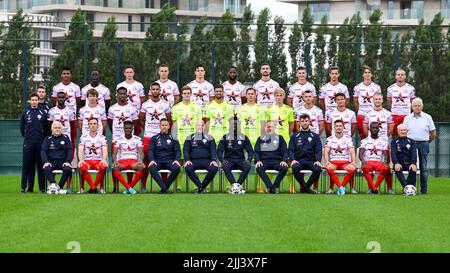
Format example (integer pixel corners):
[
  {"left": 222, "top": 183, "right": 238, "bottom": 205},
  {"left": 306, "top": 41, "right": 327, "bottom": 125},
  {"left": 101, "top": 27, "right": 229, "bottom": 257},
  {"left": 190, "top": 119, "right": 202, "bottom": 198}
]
[{"left": 1, "top": 174, "right": 450, "bottom": 253}]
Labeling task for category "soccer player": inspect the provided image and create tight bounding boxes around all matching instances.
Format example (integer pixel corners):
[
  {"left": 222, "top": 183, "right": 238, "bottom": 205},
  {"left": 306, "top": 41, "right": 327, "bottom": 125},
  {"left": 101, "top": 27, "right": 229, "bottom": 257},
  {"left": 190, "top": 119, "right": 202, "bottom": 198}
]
[
  {"left": 148, "top": 119, "right": 181, "bottom": 194},
  {"left": 363, "top": 92, "right": 394, "bottom": 193},
  {"left": 48, "top": 91, "right": 76, "bottom": 157},
  {"left": 156, "top": 64, "right": 180, "bottom": 108},
  {"left": 295, "top": 90, "right": 324, "bottom": 136},
  {"left": 111, "top": 121, "right": 145, "bottom": 195},
  {"left": 325, "top": 93, "right": 357, "bottom": 138},
  {"left": 116, "top": 65, "right": 145, "bottom": 135},
  {"left": 183, "top": 120, "right": 218, "bottom": 193},
  {"left": 353, "top": 65, "right": 382, "bottom": 140},
  {"left": 37, "top": 85, "right": 51, "bottom": 115},
  {"left": 319, "top": 66, "right": 350, "bottom": 130},
  {"left": 78, "top": 117, "right": 108, "bottom": 194},
  {"left": 289, "top": 114, "right": 322, "bottom": 194},
  {"left": 265, "top": 88, "right": 294, "bottom": 143},
  {"left": 217, "top": 118, "right": 253, "bottom": 190},
  {"left": 78, "top": 89, "right": 107, "bottom": 136},
  {"left": 222, "top": 66, "right": 246, "bottom": 111},
  {"left": 81, "top": 71, "right": 111, "bottom": 112},
  {"left": 51, "top": 67, "right": 81, "bottom": 143},
  {"left": 391, "top": 124, "right": 417, "bottom": 190},
  {"left": 204, "top": 84, "right": 235, "bottom": 143},
  {"left": 254, "top": 121, "right": 289, "bottom": 194},
  {"left": 20, "top": 92, "right": 49, "bottom": 193},
  {"left": 108, "top": 87, "right": 140, "bottom": 192},
  {"left": 253, "top": 63, "right": 280, "bottom": 108},
  {"left": 41, "top": 121, "right": 73, "bottom": 192},
  {"left": 287, "top": 66, "right": 317, "bottom": 111},
  {"left": 236, "top": 88, "right": 266, "bottom": 147},
  {"left": 139, "top": 82, "right": 172, "bottom": 192},
  {"left": 187, "top": 64, "right": 214, "bottom": 113},
  {"left": 324, "top": 119, "right": 356, "bottom": 195},
  {"left": 387, "top": 68, "right": 416, "bottom": 137},
  {"left": 359, "top": 122, "right": 389, "bottom": 194}
]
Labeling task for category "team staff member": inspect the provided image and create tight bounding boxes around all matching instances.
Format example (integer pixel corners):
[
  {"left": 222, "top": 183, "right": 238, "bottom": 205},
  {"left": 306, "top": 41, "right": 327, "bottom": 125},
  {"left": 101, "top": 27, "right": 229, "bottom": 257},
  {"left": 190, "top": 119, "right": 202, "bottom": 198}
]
[
  {"left": 20, "top": 92, "right": 49, "bottom": 193},
  {"left": 391, "top": 124, "right": 417, "bottom": 190},
  {"left": 254, "top": 121, "right": 289, "bottom": 194},
  {"left": 37, "top": 85, "right": 51, "bottom": 115},
  {"left": 41, "top": 121, "right": 73, "bottom": 192},
  {"left": 184, "top": 120, "right": 218, "bottom": 193},
  {"left": 403, "top": 98, "right": 436, "bottom": 194},
  {"left": 289, "top": 114, "right": 322, "bottom": 194},
  {"left": 148, "top": 119, "right": 181, "bottom": 194},
  {"left": 217, "top": 119, "right": 254, "bottom": 189}
]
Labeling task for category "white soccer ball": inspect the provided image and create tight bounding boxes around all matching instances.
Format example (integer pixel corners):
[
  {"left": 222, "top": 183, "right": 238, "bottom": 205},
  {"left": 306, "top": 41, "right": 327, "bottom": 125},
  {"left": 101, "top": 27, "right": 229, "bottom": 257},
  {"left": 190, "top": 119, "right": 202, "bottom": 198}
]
[
  {"left": 47, "top": 183, "right": 60, "bottom": 195},
  {"left": 403, "top": 185, "right": 417, "bottom": 196},
  {"left": 229, "top": 183, "right": 242, "bottom": 194}
]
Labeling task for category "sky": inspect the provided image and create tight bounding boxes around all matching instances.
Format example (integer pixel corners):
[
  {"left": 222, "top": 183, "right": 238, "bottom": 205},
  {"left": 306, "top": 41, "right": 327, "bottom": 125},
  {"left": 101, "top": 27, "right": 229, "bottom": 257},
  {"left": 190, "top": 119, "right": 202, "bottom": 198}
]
[{"left": 247, "top": 0, "right": 299, "bottom": 23}]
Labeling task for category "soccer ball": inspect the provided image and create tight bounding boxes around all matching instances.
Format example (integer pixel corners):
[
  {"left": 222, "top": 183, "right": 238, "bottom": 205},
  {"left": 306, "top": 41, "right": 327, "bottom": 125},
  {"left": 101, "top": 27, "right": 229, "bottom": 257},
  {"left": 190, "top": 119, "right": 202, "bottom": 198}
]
[
  {"left": 229, "top": 183, "right": 243, "bottom": 194},
  {"left": 47, "top": 183, "right": 60, "bottom": 195},
  {"left": 403, "top": 185, "right": 417, "bottom": 196}
]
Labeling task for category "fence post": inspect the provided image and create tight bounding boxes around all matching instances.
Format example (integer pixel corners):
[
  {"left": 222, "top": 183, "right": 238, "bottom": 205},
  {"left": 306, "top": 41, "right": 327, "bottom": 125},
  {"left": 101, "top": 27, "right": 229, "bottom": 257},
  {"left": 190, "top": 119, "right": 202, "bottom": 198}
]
[
  {"left": 210, "top": 41, "right": 216, "bottom": 84},
  {"left": 176, "top": 22, "right": 181, "bottom": 86},
  {"left": 395, "top": 42, "right": 400, "bottom": 70},
  {"left": 22, "top": 40, "right": 27, "bottom": 109},
  {"left": 83, "top": 21, "right": 88, "bottom": 86},
  {"left": 264, "top": 23, "right": 269, "bottom": 63},
  {"left": 355, "top": 26, "right": 361, "bottom": 83},
  {"left": 435, "top": 122, "right": 439, "bottom": 177},
  {"left": 116, "top": 41, "right": 122, "bottom": 85},
  {"left": 305, "top": 42, "right": 311, "bottom": 81}
]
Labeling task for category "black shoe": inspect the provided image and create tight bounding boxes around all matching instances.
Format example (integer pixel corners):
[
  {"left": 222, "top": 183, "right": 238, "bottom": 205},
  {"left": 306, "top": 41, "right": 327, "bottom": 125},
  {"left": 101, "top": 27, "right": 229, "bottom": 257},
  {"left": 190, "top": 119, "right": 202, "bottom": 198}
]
[
  {"left": 87, "top": 188, "right": 94, "bottom": 194},
  {"left": 306, "top": 188, "right": 316, "bottom": 194},
  {"left": 26, "top": 189, "right": 33, "bottom": 193},
  {"left": 21, "top": 188, "right": 26, "bottom": 193},
  {"left": 92, "top": 189, "right": 99, "bottom": 194},
  {"left": 300, "top": 187, "right": 307, "bottom": 193},
  {"left": 159, "top": 189, "right": 172, "bottom": 194},
  {"left": 40, "top": 189, "right": 45, "bottom": 193},
  {"left": 268, "top": 188, "right": 277, "bottom": 194},
  {"left": 112, "top": 188, "right": 119, "bottom": 194},
  {"left": 194, "top": 188, "right": 206, "bottom": 194},
  {"left": 421, "top": 191, "right": 427, "bottom": 194},
  {"left": 175, "top": 188, "right": 182, "bottom": 193},
  {"left": 372, "top": 190, "right": 379, "bottom": 194}
]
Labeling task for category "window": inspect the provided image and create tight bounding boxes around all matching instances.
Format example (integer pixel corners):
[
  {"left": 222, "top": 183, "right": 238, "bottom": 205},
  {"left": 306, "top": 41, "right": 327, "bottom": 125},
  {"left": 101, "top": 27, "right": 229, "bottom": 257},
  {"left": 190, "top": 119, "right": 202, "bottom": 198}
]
[
  {"left": 81, "top": 0, "right": 85, "bottom": 5},
  {"left": 204, "top": 0, "right": 208, "bottom": 11},
  {"left": 400, "top": 1, "right": 411, "bottom": 19},
  {"left": 308, "top": 3, "right": 330, "bottom": 22},
  {"left": 387, "top": 0, "right": 394, "bottom": 19},
  {"left": 189, "top": 0, "right": 198, "bottom": 10},
  {"left": 161, "top": 0, "right": 178, "bottom": 9},
  {"left": 145, "top": 0, "right": 149, "bottom": 8},
  {"left": 103, "top": 0, "right": 108, "bottom": 7},
  {"left": 128, "top": 15, "right": 132, "bottom": 31},
  {"left": 366, "top": 0, "right": 381, "bottom": 16},
  {"left": 140, "top": 16, "right": 145, "bottom": 32},
  {"left": 86, "top": 12, "right": 95, "bottom": 29},
  {"left": 442, "top": 0, "right": 449, "bottom": 18},
  {"left": 119, "top": 0, "right": 122, "bottom": 8},
  {"left": 412, "top": 0, "right": 424, "bottom": 19}
]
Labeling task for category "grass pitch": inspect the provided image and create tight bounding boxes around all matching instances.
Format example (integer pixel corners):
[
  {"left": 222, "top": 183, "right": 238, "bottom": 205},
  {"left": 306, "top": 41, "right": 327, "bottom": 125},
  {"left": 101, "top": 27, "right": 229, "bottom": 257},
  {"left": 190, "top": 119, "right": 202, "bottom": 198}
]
[{"left": 1, "top": 174, "right": 450, "bottom": 253}]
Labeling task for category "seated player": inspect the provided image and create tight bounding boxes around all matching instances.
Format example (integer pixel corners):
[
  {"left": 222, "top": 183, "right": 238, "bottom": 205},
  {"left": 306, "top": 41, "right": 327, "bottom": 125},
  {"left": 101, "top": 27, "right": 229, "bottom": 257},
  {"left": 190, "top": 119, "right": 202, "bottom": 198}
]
[
  {"left": 78, "top": 117, "right": 108, "bottom": 194},
  {"left": 254, "top": 121, "right": 289, "bottom": 194},
  {"left": 148, "top": 119, "right": 181, "bottom": 194},
  {"left": 359, "top": 122, "right": 389, "bottom": 194},
  {"left": 41, "top": 121, "right": 73, "bottom": 192},
  {"left": 217, "top": 118, "right": 253, "bottom": 191},
  {"left": 183, "top": 120, "right": 218, "bottom": 193},
  {"left": 324, "top": 119, "right": 356, "bottom": 195},
  {"left": 391, "top": 124, "right": 418, "bottom": 191},
  {"left": 111, "top": 121, "right": 145, "bottom": 194}
]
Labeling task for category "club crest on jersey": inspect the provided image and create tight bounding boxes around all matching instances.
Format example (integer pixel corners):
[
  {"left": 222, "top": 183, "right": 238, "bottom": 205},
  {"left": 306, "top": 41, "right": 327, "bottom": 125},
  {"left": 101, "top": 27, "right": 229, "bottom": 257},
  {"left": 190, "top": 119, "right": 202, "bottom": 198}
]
[
  {"left": 397, "top": 144, "right": 401, "bottom": 152},
  {"left": 167, "top": 139, "right": 171, "bottom": 144},
  {"left": 202, "top": 138, "right": 207, "bottom": 144},
  {"left": 406, "top": 144, "right": 411, "bottom": 149},
  {"left": 273, "top": 139, "right": 278, "bottom": 144},
  {"left": 49, "top": 142, "right": 55, "bottom": 149},
  {"left": 238, "top": 140, "right": 242, "bottom": 145},
  {"left": 37, "top": 114, "right": 42, "bottom": 120},
  {"left": 308, "top": 137, "right": 312, "bottom": 142},
  {"left": 61, "top": 141, "right": 65, "bottom": 145}
]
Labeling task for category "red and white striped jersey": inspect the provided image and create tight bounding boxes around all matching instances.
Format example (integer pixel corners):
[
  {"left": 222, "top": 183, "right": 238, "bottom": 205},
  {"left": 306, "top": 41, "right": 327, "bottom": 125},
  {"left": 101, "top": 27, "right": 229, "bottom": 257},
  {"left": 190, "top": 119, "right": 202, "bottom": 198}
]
[
  {"left": 141, "top": 99, "right": 171, "bottom": 138},
  {"left": 363, "top": 108, "right": 393, "bottom": 141},
  {"left": 288, "top": 81, "right": 317, "bottom": 110},
  {"left": 156, "top": 79, "right": 180, "bottom": 108},
  {"left": 360, "top": 136, "right": 388, "bottom": 162},
  {"left": 222, "top": 80, "right": 246, "bottom": 107},
  {"left": 253, "top": 79, "right": 280, "bottom": 108},
  {"left": 107, "top": 103, "right": 139, "bottom": 141},
  {"left": 114, "top": 135, "right": 143, "bottom": 161},
  {"left": 353, "top": 81, "right": 382, "bottom": 116},
  {"left": 79, "top": 133, "right": 107, "bottom": 161},
  {"left": 48, "top": 107, "right": 76, "bottom": 140},
  {"left": 52, "top": 82, "right": 81, "bottom": 113},
  {"left": 187, "top": 79, "right": 214, "bottom": 109},
  {"left": 116, "top": 80, "right": 145, "bottom": 111},
  {"left": 78, "top": 104, "right": 107, "bottom": 136},
  {"left": 325, "top": 135, "right": 354, "bottom": 162},
  {"left": 325, "top": 108, "right": 357, "bottom": 138},
  {"left": 295, "top": 105, "right": 324, "bottom": 135},
  {"left": 319, "top": 82, "right": 350, "bottom": 114},
  {"left": 81, "top": 83, "right": 111, "bottom": 109},
  {"left": 387, "top": 82, "right": 415, "bottom": 116}
]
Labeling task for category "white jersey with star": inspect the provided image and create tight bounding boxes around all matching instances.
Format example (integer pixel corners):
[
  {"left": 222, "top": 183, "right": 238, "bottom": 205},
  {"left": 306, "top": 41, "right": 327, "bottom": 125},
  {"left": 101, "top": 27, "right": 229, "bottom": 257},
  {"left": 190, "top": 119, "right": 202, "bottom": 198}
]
[
  {"left": 222, "top": 80, "right": 246, "bottom": 107},
  {"left": 360, "top": 136, "right": 388, "bottom": 162},
  {"left": 156, "top": 79, "right": 179, "bottom": 108},
  {"left": 319, "top": 82, "right": 350, "bottom": 114},
  {"left": 363, "top": 108, "right": 393, "bottom": 141},
  {"left": 353, "top": 81, "right": 382, "bottom": 116},
  {"left": 294, "top": 105, "right": 324, "bottom": 135},
  {"left": 114, "top": 135, "right": 143, "bottom": 161},
  {"left": 141, "top": 99, "right": 171, "bottom": 138},
  {"left": 107, "top": 103, "right": 139, "bottom": 141},
  {"left": 253, "top": 79, "right": 280, "bottom": 108},
  {"left": 386, "top": 82, "right": 416, "bottom": 116},
  {"left": 79, "top": 133, "right": 107, "bottom": 161},
  {"left": 48, "top": 107, "right": 76, "bottom": 140},
  {"left": 187, "top": 79, "right": 214, "bottom": 110},
  {"left": 325, "top": 108, "right": 357, "bottom": 138},
  {"left": 288, "top": 81, "right": 317, "bottom": 110},
  {"left": 81, "top": 83, "right": 111, "bottom": 109},
  {"left": 325, "top": 135, "right": 354, "bottom": 162},
  {"left": 78, "top": 104, "right": 107, "bottom": 136},
  {"left": 51, "top": 82, "right": 81, "bottom": 113},
  {"left": 116, "top": 80, "right": 145, "bottom": 111}
]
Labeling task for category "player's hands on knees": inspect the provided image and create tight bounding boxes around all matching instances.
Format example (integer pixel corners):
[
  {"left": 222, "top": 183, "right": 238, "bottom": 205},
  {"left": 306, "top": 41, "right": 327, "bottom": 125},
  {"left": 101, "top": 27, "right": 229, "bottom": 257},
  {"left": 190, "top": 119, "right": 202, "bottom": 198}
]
[
  {"left": 43, "top": 162, "right": 52, "bottom": 168},
  {"left": 100, "top": 160, "right": 108, "bottom": 167},
  {"left": 255, "top": 161, "right": 263, "bottom": 168},
  {"left": 222, "top": 160, "right": 229, "bottom": 168},
  {"left": 210, "top": 160, "right": 218, "bottom": 167},
  {"left": 78, "top": 160, "right": 85, "bottom": 168},
  {"left": 314, "top": 161, "right": 322, "bottom": 168},
  {"left": 290, "top": 160, "right": 299, "bottom": 166},
  {"left": 112, "top": 162, "right": 120, "bottom": 169},
  {"left": 184, "top": 160, "right": 193, "bottom": 167},
  {"left": 326, "top": 162, "right": 335, "bottom": 169},
  {"left": 149, "top": 161, "right": 157, "bottom": 166},
  {"left": 394, "top": 163, "right": 402, "bottom": 172},
  {"left": 410, "top": 164, "right": 417, "bottom": 172},
  {"left": 172, "top": 160, "right": 181, "bottom": 167},
  {"left": 136, "top": 162, "right": 145, "bottom": 169},
  {"left": 63, "top": 162, "right": 71, "bottom": 167},
  {"left": 280, "top": 161, "right": 288, "bottom": 167}
]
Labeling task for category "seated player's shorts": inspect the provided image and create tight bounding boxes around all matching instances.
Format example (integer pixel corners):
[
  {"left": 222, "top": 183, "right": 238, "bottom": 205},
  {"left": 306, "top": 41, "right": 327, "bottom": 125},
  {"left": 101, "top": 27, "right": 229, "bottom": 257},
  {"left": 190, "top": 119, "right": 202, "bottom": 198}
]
[
  {"left": 81, "top": 160, "right": 107, "bottom": 171},
  {"left": 363, "top": 161, "right": 389, "bottom": 172},
  {"left": 118, "top": 159, "right": 139, "bottom": 170},
  {"left": 330, "top": 160, "right": 353, "bottom": 170}
]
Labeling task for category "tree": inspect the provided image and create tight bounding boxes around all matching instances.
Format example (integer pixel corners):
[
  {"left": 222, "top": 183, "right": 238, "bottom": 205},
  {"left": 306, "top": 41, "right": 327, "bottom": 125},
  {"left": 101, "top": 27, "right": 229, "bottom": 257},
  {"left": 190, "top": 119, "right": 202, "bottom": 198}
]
[
  {"left": 300, "top": 8, "right": 314, "bottom": 76},
  {"left": 237, "top": 5, "right": 253, "bottom": 83},
  {"left": 187, "top": 16, "right": 212, "bottom": 83},
  {"left": 121, "top": 41, "right": 145, "bottom": 84},
  {"left": 312, "top": 16, "right": 329, "bottom": 90},
  {"left": 252, "top": 8, "right": 271, "bottom": 82},
  {"left": 288, "top": 21, "right": 302, "bottom": 83},
  {"left": 377, "top": 26, "right": 395, "bottom": 92},
  {"left": 97, "top": 16, "right": 118, "bottom": 95},
  {"left": 49, "top": 9, "right": 94, "bottom": 88},
  {"left": 212, "top": 10, "right": 237, "bottom": 83},
  {"left": 0, "top": 9, "right": 34, "bottom": 119},
  {"left": 268, "top": 15, "right": 288, "bottom": 88},
  {"left": 363, "top": 9, "right": 382, "bottom": 80}
]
